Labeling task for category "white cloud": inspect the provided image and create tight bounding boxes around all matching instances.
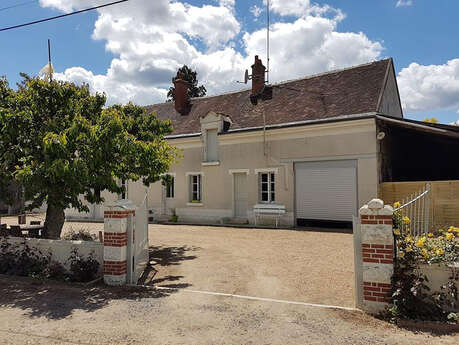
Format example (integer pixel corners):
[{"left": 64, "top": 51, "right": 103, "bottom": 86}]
[
  {"left": 268, "top": 0, "right": 310, "bottom": 17},
  {"left": 54, "top": 67, "right": 167, "bottom": 105},
  {"left": 218, "top": 0, "right": 235, "bottom": 8},
  {"left": 244, "top": 16, "right": 382, "bottom": 83},
  {"left": 396, "top": 0, "right": 413, "bottom": 7},
  {"left": 397, "top": 59, "right": 459, "bottom": 113},
  {"left": 250, "top": 5, "right": 263, "bottom": 18},
  {"left": 39, "top": 0, "right": 103, "bottom": 12},
  {"left": 40, "top": 0, "right": 383, "bottom": 105}
]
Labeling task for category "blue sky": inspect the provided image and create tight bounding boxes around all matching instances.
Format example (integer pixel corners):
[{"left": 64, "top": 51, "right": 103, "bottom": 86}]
[{"left": 1, "top": 0, "right": 458, "bottom": 124}]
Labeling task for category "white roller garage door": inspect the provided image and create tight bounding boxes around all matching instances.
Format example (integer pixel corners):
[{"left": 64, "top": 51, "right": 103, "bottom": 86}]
[{"left": 295, "top": 160, "right": 357, "bottom": 222}]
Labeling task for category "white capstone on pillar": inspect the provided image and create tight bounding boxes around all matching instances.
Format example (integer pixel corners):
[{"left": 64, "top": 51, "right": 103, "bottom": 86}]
[
  {"left": 359, "top": 198, "right": 394, "bottom": 313},
  {"left": 103, "top": 200, "right": 135, "bottom": 286}
]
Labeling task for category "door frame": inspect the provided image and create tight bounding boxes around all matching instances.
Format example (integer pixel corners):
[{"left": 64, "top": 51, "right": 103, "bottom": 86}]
[{"left": 229, "top": 169, "right": 250, "bottom": 218}]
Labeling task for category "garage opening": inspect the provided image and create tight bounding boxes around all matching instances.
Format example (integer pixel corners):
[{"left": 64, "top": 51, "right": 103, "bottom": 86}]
[{"left": 295, "top": 160, "right": 357, "bottom": 229}]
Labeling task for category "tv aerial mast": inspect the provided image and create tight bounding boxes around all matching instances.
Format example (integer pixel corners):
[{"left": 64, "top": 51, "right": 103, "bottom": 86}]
[
  {"left": 239, "top": 0, "right": 270, "bottom": 85},
  {"left": 39, "top": 39, "right": 54, "bottom": 82},
  {"left": 266, "top": 0, "right": 270, "bottom": 84}
]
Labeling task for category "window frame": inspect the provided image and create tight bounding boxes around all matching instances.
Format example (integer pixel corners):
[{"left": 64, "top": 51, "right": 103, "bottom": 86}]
[
  {"left": 165, "top": 175, "right": 175, "bottom": 199},
  {"left": 119, "top": 179, "right": 128, "bottom": 200},
  {"left": 189, "top": 174, "right": 202, "bottom": 203},
  {"left": 258, "top": 172, "right": 276, "bottom": 204}
]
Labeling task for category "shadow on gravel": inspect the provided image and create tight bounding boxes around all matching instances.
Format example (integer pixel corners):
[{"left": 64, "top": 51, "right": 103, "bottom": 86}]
[
  {"left": 137, "top": 245, "right": 199, "bottom": 288},
  {"left": 0, "top": 276, "right": 177, "bottom": 320},
  {"left": 148, "top": 245, "right": 200, "bottom": 267},
  {"left": 0, "top": 246, "right": 199, "bottom": 320}
]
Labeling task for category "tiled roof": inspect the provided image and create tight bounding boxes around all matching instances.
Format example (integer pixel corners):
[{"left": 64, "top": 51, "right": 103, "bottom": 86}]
[{"left": 144, "top": 59, "right": 392, "bottom": 136}]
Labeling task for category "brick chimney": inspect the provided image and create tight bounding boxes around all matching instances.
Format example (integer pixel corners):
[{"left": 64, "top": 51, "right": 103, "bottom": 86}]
[
  {"left": 251, "top": 55, "right": 266, "bottom": 96},
  {"left": 173, "top": 72, "right": 189, "bottom": 115}
]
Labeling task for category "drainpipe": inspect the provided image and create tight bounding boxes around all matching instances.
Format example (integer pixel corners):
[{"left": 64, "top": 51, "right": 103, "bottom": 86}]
[
  {"left": 263, "top": 104, "right": 267, "bottom": 156},
  {"left": 259, "top": 101, "right": 290, "bottom": 191}
]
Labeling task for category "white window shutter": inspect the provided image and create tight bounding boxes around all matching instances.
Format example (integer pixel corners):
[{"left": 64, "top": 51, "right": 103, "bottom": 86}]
[{"left": 206, "top": 129, "right": 218, "bottom": 162}]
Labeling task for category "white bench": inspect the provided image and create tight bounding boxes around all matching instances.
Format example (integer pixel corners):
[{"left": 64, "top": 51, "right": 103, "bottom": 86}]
[{"left": 253, "top": 204, "right": 286, "bottom": 227}]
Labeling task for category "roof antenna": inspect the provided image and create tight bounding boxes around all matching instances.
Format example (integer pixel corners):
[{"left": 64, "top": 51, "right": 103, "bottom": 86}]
[
  {"left": 236, "top": 0, "right": 270, "bottom": 85},
  {"left": 48, "top": 39, "right": 52, "bottom": 82},
  {"left": 266, "top": 0, "right": 270, "bottom": 84},
  {"left": 39, "top": 39, "right": 54, "bottom": 82}
]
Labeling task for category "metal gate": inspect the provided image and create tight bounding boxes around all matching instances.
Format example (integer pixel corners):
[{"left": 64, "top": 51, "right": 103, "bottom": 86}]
[
  {"left": 126, "top": 196, "right": 149, "bottom": 284},
  {"left": 394, "top": 184, "right": 431, "bottom": 236}
]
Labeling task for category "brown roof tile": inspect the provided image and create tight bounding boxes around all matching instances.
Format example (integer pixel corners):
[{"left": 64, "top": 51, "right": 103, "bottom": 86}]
[{"left": 144, "top": 59, "right": 392, "bottom": 136}]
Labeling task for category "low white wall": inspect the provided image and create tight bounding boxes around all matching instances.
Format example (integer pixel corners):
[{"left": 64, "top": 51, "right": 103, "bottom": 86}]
[
  {"left": 419, "top": 263, "right": 458, "bottom": 310},
  {"left": 5, "top": 237, "right": 104, "bottom": 275},
  {"left": 420, "top": 263, "right": 458, "bottom": 292}
]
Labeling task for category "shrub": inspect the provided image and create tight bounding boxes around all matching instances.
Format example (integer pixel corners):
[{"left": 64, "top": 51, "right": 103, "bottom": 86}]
[
  {"left": 62, "top": 228, "right": 96, "bottom": 241},
  {"left": 0, "top": 236, "right": 100, "bottom": 283},
  {"left": 0, "top": 236, "right": 16, "bottom": 274},
  {"left": 388, "top": 207, "right": 458, "bottom": 323},
  {"left": 0, "top": 237, "right": 51, "bottom": 278},
  {"left": 45, "top": 261, "right": 67, "bottom": 280},
  {"left": 67, "top": 248, "right": 99, "bottom": 282}
]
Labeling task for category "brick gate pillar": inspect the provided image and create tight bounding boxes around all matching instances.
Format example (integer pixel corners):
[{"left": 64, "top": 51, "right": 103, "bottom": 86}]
[
  {"left": 103, "top": 200, "right": 135, "bottom": 286},
  {"left": 359, "top": 198, "right": 394, "bottom": 313}
]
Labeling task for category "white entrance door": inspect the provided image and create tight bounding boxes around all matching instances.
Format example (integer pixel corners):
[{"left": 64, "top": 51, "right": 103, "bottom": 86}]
[
  {"left": 295, "top": 160, "right": 357, "bottom": 222},
  {"left": 233, "top": 173, "right": 248, "bottom": 218}
]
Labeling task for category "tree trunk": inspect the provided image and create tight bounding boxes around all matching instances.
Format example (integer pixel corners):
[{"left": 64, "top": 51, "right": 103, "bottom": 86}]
[{"left": 43, "top": 203, "right": 65, "bottom": 239}]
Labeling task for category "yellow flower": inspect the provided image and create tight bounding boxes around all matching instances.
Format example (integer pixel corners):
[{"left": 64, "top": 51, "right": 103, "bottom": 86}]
[
  {"left": 454, "top": 227, "right": 459, "bottom": 234},
  {"left": 421, "top": 248, "right": 429, "bottom": 259},
  {"left": 406, "top": 245, "right": 413, "bottom": 252},
  {"left": 402, "top": 216, "right": 411, "bottom": 225},
  {"left": 438, "top": 236, "right": 444, "bottom": 241},
  {"left": 416, "top": 237, "right": 427, "bottom": 248},
  {"left": 406, "top": 235, "right": 414, "bottom": 243},
  {"left": 398, "top": 251, "right": 405, "bottom": 259},
  {"left": 446, "top": 233, "right": 455, "bottom": 241},
  {"left": 436, "top": 248, "right": 444, "bottom": 256},
  {"left": 394, "top": 201, "right": 401, "bottom": 209},
  {"left": 393, "top": 229, "right": 401, "bottom": 236},
  {"left": 448, "top": 226, "right": 457, "bottom": 233},
  {"left": 428, "top": 232, "right": 434, "bottom": 238}
]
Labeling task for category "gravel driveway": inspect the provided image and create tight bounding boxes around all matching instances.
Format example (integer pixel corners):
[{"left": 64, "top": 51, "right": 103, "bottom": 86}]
[
  {"left": 4, "top": 219, "right": 355, "bottom": 307},
  {"left": 0, "top": 220, "right": 458, "bottom": 344},
  {"left": 0, "top": 277, "right": 457, "bottom": 345},
  {"left": 144, "top": 224, "right": 355, "bottom": 308}
]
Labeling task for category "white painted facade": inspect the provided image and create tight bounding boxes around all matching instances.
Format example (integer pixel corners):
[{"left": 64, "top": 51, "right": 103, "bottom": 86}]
[{"left": 67, "top": 115, "right": 383, "bottom": 227}]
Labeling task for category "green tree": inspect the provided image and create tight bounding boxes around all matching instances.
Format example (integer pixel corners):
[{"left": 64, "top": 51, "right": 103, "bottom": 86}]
[
  {"left": 167, "top": 65, "right": 207, "bottom": 101},
  {"left": 0, "top": 77, "right": 24, "bottom": 213},
  {"left": 0, "top": 75, "right": 177, "bottom": 239},
  {"left": 423, "top": 117, "right": 439, "bottom": 123}
]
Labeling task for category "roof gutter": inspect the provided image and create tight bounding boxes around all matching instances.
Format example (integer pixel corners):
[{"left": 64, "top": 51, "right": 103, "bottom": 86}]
[
  {"left": 165, "top": 112, "right": 378, "bottom": 140},
  {"left": 376, "top": 115, "right": 459, "bottom": 138}
]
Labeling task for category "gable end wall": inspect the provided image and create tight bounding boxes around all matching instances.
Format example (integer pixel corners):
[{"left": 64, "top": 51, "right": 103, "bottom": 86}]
[{"left": 377, "top": 63, "right": 403, "bottom": 118}]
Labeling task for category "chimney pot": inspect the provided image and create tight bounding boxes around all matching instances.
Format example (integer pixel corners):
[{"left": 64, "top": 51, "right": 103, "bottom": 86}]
[
  {"left": 251, "top": 55, "right": 266, "bottom": 96},
  {"left": 174, "top": 72, "right": 189, "bottom": 115}
]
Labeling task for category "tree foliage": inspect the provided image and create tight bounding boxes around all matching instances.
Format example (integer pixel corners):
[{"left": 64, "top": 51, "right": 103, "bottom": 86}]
[
  {"left": 423, "top": 117, "right": 439, "bottom": 123},
  {"left": 0, "top": 75, "right": 177, "bottom": 238},
  {"left": 167, "top": 65, "right": 206, "bottom": 101}
]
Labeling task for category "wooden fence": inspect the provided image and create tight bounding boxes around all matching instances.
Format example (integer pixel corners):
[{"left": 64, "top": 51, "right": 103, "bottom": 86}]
[{"left": 379, "top": 180, "right": 459, "bottom": 229}]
